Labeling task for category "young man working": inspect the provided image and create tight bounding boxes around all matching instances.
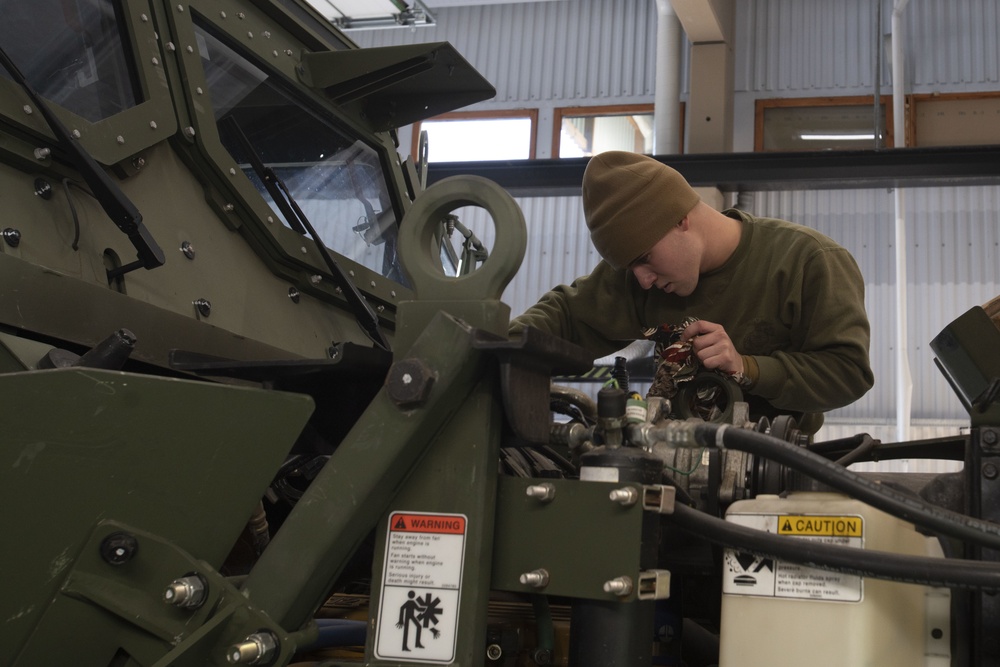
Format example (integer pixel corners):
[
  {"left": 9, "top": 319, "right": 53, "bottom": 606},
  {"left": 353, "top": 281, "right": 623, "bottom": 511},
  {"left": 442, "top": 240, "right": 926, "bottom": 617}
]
[{"left": 509, "top": 151, "right": 874, "bottom": 433}]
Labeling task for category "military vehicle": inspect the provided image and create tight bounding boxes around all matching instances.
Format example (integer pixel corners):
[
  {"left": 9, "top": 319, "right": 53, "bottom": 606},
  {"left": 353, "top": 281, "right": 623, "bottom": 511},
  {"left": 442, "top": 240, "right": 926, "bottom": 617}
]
[{"left": 2, "top": 0, "right": 1000, "bottom": 665}]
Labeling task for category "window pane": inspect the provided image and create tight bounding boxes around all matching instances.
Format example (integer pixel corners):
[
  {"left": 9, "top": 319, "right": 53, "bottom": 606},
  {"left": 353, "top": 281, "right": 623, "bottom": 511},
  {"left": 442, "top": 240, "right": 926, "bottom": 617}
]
[
  {"left": 195, "top": 18, "right": 405, "bottom": 284},
  {"left": 559, "top": 113, "right": 653, "bottom": 157},
  {"left": 762, "top": 104, "right": 886, "bottom": 151},
  {"left": 914, "top": 96, "right": 1000, "bottom": 147},
  {"left": 0, "top": 0, "right": 140, "bottom": 122},
  {"left": 422, "top": 118, "right": 532, "bottom": 162}
]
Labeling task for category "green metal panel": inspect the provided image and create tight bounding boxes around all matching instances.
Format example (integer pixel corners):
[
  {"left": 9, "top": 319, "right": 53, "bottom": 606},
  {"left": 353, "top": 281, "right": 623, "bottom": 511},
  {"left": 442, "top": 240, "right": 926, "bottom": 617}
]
[
  {"left": 931, "top": 306, "right": 1000, "bottom": 425},
  {"left": 491, "top": 477, "right": 647, "bottom": 602},
  {"left": 0, "top": 368, "right": 313, "bottom": 665}
]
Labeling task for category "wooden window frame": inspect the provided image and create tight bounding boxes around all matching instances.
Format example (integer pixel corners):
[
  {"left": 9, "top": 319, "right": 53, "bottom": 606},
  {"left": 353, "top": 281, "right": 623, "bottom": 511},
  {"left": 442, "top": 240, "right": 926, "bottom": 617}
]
[
  {"left": 410, "top": 109, "right": 538, "bottom": 161},
  {"left": 907, "top": 90, "right": 1000, "bottom": 147},
  {"left": 551, "top": 103, "right": 684, "bottom": 157},
  {"left": 754, "top": 95, "right": 894, "bottom": 152}
]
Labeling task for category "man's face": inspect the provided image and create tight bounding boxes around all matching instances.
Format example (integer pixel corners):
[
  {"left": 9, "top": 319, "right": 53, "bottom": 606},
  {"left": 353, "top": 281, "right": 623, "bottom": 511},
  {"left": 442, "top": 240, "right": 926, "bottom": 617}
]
[{"left": 628, "top": 221, "right": 701, "bottom": 296}]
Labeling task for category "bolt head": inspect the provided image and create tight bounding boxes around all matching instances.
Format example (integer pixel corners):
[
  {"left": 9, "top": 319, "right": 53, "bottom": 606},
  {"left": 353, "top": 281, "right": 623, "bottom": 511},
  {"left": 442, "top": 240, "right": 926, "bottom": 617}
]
[
  {"left": 3, "top": 228, "right": 22, "bottom": 247},
  {"left": 100, "top": 532, "right": 138, "bottom": 565},
  {"left": 387, "top": 359, "right": 435, "bottom": 408}
]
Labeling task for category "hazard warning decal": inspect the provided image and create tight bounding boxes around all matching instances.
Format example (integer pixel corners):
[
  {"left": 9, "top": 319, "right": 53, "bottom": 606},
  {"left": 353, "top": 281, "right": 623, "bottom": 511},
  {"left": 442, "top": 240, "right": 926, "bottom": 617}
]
[
  {"left": 375, "top": 511, "right": 467, "bottom": 663},
  {"left": 722, "top": 513, "right": 864, "bottom": 603}
]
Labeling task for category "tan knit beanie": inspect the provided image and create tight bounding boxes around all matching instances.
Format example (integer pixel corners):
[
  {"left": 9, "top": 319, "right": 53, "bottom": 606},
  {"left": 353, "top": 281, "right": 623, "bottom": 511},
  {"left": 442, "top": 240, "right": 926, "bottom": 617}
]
[{"left": 583, "top": 151, "right": 701, "bottom": 270}]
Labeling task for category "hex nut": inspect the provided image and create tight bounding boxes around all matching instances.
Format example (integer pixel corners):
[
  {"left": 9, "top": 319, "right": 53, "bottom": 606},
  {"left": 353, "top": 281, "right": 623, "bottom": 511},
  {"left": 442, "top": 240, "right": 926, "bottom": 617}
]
[{"left": 387, "top": 358, "right": 435, "bottom": 408}]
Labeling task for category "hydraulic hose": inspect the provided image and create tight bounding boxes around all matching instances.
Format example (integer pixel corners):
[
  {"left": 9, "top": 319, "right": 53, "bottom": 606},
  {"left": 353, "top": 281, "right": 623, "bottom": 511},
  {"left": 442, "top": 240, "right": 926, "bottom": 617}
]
[
  {"left": 297, "top": 619, "right": 367, "bottom": 652},
  {"left": 667, "top": 502, "right": 1000, "bottom": 590},
  {"left": 691, "top": 423, "right": 1000, "bottom": 552}
]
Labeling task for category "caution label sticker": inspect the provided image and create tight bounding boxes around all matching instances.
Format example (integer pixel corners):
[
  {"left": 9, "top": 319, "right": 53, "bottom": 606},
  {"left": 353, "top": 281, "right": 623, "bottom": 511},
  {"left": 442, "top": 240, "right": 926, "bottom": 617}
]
[
  {"left": 375, "top": 511, "right": 467, "bottom": 663},
  {"left": 722, "top": 513, "right": 864, "bottom": 603}
]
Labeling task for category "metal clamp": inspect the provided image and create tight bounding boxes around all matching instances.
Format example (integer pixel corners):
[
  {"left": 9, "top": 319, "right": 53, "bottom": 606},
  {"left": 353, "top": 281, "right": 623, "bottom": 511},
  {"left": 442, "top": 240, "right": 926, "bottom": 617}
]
[{"left": 641, "top": 485, "right": 677, "bottom": 514}]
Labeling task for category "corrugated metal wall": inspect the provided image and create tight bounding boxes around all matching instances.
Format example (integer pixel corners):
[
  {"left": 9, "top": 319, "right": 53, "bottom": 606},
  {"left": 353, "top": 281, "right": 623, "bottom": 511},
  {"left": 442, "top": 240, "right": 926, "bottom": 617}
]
[
  {"left": 736, "top": 0, "right": 1000, "bottom": 94},
  {"left": 350, "top": 0, "right": 658, "bottom": 106},
  {"left": 348, "top": 0, "right": 1000, "bottom": 444}
]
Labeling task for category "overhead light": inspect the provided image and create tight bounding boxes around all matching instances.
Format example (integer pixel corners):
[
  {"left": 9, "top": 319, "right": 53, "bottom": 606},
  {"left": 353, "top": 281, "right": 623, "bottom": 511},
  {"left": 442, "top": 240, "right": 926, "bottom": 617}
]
[
  {"left": 316, "top": 0, "right": 435, "bottom": 30},
  {"left": 799, "top": 132, "right": 876, "bottom": 141}
]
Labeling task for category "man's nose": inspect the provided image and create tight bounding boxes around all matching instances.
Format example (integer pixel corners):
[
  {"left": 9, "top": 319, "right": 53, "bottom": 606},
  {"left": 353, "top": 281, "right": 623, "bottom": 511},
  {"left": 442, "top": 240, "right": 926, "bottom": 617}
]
[{"left": 632, "top": 265, "right": 656, "bottom": 289}]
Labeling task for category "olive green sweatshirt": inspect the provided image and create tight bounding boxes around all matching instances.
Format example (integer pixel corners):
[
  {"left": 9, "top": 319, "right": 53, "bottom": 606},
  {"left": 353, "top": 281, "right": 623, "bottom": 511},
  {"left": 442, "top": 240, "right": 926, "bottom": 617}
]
[{"left": 510, "top": 210, "right": 874, "bottom": 429}]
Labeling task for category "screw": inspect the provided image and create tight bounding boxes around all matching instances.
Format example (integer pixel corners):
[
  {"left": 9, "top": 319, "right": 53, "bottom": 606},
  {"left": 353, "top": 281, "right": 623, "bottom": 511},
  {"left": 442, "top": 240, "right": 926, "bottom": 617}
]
[
  {"left": 180, "top": 241, "right": 196, "bottom": 259},
  {"left": 532, "top": 648, "right": 553, "bottom": 665},
  {"left": 33, "top": 147, "right": 51, "bottom": 160},
  {"left": 603, "top": 576, "right": 633, "bottom": 596},
  {"left": 310, "top": 275, "right": 322, "bottom": 285},
  {"left": 984, "top": 463, "right": 998, "bottom": 480},
  {"left": 193, "top": 298, "right": 212, "bottom": 317},
  {"left": 609, "top": 487, "right": 638, "bottom": 507},
  {"left": 519, "top": 569, "right": 550, "bottom": 588},
  {"left": 3, "top": 228, "right": 22, "bottom": 247},
  {"left": 163, "top": 574, "right": 207, "bottom": 609},
  {"left": 133, "top": 156, "right": 146, "bottom": 170},
  {"left": 34, "top": 178, "right": 52, "bottom": 199},
  {"left": 226, "top": 632, "right": 277, "bottom": 665},
  {"left": 288, "top": 287, "right": 300, "bottom": 303},
  {"left": 100, "top": 532, "right": 138, "bottom": 565},
  {"left": 984, "top": 430, "right": 998, "bottom": 445},
  {"left": 184, "top": 126, "right": 196, "bottom": 138},
  {"left": 486, "top": 644, "right": 502, "bottom": 661},
  {"left": 525, "top": 483, "right": 555, "bottom": 502}
]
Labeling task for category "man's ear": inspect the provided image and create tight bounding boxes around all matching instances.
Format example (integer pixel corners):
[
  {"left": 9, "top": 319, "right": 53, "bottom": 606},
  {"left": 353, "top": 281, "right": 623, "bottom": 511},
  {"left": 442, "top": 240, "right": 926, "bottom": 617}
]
[{"left": 677, "top": 215, "right": 691, "bottom": 231}]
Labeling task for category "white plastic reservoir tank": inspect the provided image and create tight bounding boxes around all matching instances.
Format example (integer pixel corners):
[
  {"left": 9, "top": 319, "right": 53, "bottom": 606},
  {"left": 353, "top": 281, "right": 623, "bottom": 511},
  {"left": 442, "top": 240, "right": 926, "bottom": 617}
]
[{"left": 719, "top": 492, "right": 951, "bottom": 667}]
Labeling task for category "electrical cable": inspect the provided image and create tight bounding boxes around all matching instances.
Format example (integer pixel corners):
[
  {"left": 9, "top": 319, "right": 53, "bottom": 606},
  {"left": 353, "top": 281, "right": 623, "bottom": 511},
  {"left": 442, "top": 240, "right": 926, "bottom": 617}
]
[
  {"left": 693, "top": 423, "right": 1000, "bottom": 552},
  {"left": 667, "top": 502, "right": 1000, "bottom": 590}
]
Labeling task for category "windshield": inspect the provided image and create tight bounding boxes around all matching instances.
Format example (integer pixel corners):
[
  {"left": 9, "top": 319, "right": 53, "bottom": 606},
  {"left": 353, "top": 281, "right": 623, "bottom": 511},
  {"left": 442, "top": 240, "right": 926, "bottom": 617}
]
[
  {"left": 194, "top": 17, "right": 405, "bottom": 284},
  {"left": 0, "top": 0, "right": 140, "bottom": 123}
]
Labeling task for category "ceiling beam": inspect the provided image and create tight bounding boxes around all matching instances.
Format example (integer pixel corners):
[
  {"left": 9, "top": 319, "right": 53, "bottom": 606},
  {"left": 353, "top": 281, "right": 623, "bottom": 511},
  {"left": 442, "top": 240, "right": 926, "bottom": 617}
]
[{"left": 424, "top": 146, "right": 1000, "bottom": 197}]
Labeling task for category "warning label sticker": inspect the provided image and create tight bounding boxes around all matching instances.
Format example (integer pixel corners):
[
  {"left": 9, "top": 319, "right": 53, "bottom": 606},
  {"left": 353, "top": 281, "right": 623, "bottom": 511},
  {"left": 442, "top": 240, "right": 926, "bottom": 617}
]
[
  {"left": 722, "top": 513, "right": 864, "bottom": 603},
  {"left": 375, "top": 511, "right": 467, "bottom": 663}
]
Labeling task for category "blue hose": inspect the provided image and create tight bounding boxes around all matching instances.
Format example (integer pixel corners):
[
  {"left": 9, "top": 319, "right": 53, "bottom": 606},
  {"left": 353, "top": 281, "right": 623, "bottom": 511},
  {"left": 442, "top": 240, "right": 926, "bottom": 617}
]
[{"left": 298, "top": 619, "right": 367, "bottom": 651}]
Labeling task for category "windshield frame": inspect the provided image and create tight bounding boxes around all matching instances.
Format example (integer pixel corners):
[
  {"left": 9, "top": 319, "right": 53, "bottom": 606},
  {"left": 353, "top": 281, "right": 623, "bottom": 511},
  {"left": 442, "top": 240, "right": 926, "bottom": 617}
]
[
  {"left": 166, "top": 0, "right": 414, "bottom": 309},
  {"left": 0, "top": 0, "right": 177, "bottom": 166}
]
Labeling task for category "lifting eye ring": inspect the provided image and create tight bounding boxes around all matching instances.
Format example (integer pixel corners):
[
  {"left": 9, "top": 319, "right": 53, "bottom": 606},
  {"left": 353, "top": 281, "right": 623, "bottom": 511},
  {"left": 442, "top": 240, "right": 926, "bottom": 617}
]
[{"left": 397, "top": 175, "right": 526, "bottom": 301}]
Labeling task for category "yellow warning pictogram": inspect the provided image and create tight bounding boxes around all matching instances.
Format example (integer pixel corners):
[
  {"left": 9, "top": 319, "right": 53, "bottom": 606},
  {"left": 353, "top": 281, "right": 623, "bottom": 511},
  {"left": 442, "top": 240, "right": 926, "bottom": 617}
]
[{"left": 777, "top": 515, "right": 863, "bottom": 537}]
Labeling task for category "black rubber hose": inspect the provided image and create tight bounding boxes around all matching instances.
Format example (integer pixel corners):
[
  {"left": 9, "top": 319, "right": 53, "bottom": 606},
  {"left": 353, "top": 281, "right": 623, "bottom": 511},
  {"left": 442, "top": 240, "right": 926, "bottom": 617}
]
[
  {"left": 667, "top": 502, "right": 1000, "bottom": 590},
  {"left": 694, "top": 423, "right": 1000, "bottom": 552},
  {"left": 834, "top": 433, "right": 878, "bottom": 467}
]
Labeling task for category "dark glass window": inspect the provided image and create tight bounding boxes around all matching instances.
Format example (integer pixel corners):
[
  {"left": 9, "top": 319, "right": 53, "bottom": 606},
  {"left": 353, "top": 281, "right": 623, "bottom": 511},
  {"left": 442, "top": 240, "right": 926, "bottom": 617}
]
[
  {"left": 194, "top": 18, "right": 404, "bottom": 283},
  {"left": 0, "top": 0, "right": 140, "bottom": 122}
]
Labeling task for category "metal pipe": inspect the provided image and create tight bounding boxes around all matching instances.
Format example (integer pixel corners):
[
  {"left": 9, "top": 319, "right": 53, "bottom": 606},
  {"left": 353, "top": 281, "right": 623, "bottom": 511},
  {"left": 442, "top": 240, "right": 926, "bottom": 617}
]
[
  {"left": 654, "top": 0, "right": 682, "bottom": 154},
  {"left": 892, "top": 0, "right": 913, "bottom": 442},
  {"left": 873, "top": 0, "right": 883, "bottom": 149}
]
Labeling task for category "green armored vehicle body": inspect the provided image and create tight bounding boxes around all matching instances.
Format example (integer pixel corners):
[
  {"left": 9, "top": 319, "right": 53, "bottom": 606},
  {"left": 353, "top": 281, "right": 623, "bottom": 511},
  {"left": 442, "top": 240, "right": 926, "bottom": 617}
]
[{"left": 5, "top": 1, "right": 1000, "bottom": 666}]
